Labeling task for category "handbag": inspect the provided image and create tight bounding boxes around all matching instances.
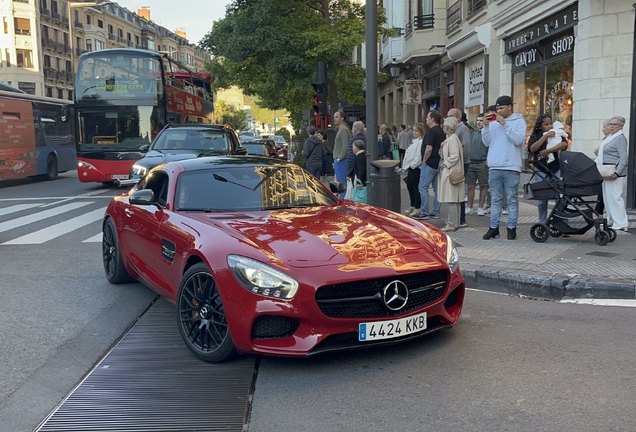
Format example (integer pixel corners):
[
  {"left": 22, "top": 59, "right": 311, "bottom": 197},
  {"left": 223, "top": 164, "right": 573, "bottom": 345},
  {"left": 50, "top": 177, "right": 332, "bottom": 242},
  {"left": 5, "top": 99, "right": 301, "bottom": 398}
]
[
  {"left": 523, "top": 183, "right": 534, "bottom": 199},
  {"left": 597, "top": 163, "right": 616, "bottom": 179},
  {"left": 353, "top": 179, "right": 367, "bottom": 203},
  {"left": 449, "top": 171, "right": 465, "bottom": 185}
]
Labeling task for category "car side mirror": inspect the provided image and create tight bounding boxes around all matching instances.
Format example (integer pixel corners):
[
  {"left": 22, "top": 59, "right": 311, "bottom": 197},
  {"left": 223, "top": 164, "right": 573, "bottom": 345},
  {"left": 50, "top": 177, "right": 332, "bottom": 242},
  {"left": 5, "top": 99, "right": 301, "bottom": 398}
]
[
  {"left": 329, "top": 181, "right": 346, "bottom": 195},
  {"left": 129, "top": 189, "right": 160, "bottom": 207},
  {"left": 139, "top": 144, "right": 150, "bottom": 152}
]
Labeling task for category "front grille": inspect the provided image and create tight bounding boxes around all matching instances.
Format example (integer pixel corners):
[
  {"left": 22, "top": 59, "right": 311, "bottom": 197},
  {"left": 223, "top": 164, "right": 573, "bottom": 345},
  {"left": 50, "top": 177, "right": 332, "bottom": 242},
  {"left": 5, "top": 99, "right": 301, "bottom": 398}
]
[
  {"left": 309, "top": 316, "right": 447, "bottom": 355},
  {"left": 251, "top": 315, "right": 300, "bottom": 340},
  {"left": 316, "top": 270, "right": 448, "bottom": 318}
]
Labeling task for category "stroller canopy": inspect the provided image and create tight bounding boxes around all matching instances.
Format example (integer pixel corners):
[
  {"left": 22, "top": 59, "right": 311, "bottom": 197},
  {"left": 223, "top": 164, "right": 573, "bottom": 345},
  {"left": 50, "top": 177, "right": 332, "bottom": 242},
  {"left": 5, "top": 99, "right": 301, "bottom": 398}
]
[{"left": 559, "top": 151, "right": 603, "bottom": 197}]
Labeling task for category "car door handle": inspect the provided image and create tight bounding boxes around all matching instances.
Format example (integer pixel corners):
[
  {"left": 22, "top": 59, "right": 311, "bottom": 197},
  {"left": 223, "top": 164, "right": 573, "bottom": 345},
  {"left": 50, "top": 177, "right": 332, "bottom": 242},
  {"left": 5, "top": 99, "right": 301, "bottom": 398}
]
[{"left": 125, "top": 208, "right": 134, "bottom": 217}]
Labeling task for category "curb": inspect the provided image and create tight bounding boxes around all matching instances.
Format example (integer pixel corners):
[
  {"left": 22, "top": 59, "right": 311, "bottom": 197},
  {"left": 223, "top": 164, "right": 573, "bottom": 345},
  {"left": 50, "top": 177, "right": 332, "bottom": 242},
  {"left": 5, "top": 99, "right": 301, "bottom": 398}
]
[{"left": 461, "top": 266, "right": 636, "bottom": 301}]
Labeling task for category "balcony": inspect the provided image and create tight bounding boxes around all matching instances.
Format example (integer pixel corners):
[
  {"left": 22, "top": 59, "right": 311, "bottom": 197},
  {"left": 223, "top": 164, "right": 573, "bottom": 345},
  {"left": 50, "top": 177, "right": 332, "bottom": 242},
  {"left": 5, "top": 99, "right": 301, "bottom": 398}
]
[
  {"left": 467, "top": 0, "right": 487, "bottom": 19},
  {"left": 405, "top": 20, "right": 413, "bottom": 37},
  {"left": 108, "top": 33, "right": 115, "bottom": 40},
  {"left": 74, "top": 21, "right": 83, "bottom": 29},
  {"left": 52, "top": 11, "right": 61, "bottom": 21},
  {"left": 127, "top": 40, "right": 133, "bottom": 47},
  {"left": 15, "top": 29, "right": 31, "bottom": 36},
  {"left": 414, "top": 14, "right": 434, "bottom": 30},
  {"left": 75, "top": 47, "right": 87, "bottom": 56},
  {"left": 64, "top": 44, "right": 71, "bottom": 53},
  {"left": 44, "top": 68, "right": 58, "bottom": 79},
  {"left": 446, "top": 1, "right": 462, "bottom": 33},
  {"left": 40, "top": 7, "right": 50, "bottom": 16},
  {"left": 13, "top": 0, "right": 30, "bottom": 3},
  {"left": 117, "top": 36, "right": 126, "bottom": 44},
  {"left": 62, "top": 16, "right": 69, "bottom": 24}
]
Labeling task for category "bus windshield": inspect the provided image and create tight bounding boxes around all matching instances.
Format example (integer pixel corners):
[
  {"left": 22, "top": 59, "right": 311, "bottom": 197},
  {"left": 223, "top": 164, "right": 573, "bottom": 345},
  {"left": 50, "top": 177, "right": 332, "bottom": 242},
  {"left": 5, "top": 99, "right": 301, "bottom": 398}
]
[
  {"left": 77, "top": 106, "right": 162, "bottom": 152},
  {"left": 76, "top": 52, "right": 162, "bottom": 101}
]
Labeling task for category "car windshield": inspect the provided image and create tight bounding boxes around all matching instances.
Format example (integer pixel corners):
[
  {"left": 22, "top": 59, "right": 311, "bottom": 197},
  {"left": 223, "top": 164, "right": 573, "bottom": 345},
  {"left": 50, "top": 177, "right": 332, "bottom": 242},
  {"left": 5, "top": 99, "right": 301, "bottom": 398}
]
[
  {"left": 242, "top": 143, "right": 269, "bottom": 156},
  {"left": 175, "top": 165, "right": 337, "bottom": 211},
  {"left": 152, "top": 129, "right": 228, "bottom": 152}
]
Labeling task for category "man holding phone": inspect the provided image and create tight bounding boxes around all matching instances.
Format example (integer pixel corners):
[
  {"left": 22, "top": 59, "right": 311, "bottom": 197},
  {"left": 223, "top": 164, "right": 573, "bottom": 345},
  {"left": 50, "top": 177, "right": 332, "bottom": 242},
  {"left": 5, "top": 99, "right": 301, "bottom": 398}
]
[{"left": 481, "top": 95, "right": 526, "bottom": 240}]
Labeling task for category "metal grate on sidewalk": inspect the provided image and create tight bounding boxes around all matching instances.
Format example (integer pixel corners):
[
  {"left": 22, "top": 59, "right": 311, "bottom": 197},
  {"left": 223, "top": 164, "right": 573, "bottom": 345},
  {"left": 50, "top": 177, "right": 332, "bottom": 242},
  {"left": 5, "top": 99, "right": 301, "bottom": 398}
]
[{"left": 37, "top": 299, "right": 257, "bottom": 432}]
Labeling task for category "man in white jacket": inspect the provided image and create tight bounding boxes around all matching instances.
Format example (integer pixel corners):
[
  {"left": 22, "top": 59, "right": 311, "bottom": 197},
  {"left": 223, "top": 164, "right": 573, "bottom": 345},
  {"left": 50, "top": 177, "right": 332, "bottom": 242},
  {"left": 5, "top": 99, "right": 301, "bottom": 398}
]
[{"left": 481, "top": 95, "right": 527, "bottom": 240}]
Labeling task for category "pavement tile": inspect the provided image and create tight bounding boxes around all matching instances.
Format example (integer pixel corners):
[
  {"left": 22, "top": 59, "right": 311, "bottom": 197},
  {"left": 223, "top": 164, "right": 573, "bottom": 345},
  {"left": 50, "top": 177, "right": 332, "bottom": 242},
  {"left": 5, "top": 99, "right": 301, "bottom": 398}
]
[{"left": 397, "top": 180, "right": 636, "bottom": 299}]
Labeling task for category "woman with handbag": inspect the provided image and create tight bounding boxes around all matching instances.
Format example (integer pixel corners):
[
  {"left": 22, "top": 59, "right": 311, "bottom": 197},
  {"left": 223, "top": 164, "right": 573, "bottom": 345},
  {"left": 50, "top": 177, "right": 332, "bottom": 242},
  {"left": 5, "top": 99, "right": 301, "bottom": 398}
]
[
  {"left": 596, "top": 116, "right": 629, "bottom": 231},
  {"left": 402, "top": 124, "right": 424, "bottom": 216},
  {"left": 438, "top": 117, "right": 464, "bottom": 232},
  {"left": 352, "top": 140, "right": 367, "bottom": 203},
  {"left": 527, "top": 114, "right": 568, "bottom": 225}
]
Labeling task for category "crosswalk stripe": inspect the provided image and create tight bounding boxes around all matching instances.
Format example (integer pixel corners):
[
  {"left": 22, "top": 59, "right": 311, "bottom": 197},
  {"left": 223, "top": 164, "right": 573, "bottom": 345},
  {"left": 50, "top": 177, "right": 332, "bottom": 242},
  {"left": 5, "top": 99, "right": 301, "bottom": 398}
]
[
  {"left": 3, "top": 207, "right": 106, "bottom": 245},
  {"left": 0, "top": 202, "right": 93, "bottom": 234},
  {"left": 0, "top": 203, "right": 44, "bottom": 217},
  {"left": 82, "top": 233, "right": 103, "bottom": 243}
]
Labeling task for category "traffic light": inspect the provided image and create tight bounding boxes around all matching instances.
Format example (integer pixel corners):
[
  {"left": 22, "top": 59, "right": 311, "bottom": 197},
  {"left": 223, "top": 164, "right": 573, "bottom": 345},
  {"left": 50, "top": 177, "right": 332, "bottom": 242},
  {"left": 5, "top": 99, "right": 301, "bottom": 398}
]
[{"left": 312, "top": 87, "right": 327, "bottom": 116}]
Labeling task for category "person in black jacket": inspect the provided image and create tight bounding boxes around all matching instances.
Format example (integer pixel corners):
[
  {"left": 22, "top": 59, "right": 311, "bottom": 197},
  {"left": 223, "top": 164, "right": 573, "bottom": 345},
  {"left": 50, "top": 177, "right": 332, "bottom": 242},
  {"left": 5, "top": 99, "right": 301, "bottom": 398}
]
[
  {"left": 352, "top": 139, "right": 367, "bottom": 186},
  {"left": 303, "top": 125, "right": 326, "bottom": 179},
  {"left": 346, "top": 121, "right": 366, "bottom": 181},
  {"left": 413, "top": 111, "right": 445, "bottom": 220}
]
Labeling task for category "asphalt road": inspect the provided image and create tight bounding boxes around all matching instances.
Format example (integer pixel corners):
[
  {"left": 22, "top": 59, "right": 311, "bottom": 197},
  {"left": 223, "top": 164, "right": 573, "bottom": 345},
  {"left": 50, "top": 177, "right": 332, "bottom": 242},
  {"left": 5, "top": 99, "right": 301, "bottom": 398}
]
[{"left": 2, "top": 173, "right": 636, "bottom": 431}]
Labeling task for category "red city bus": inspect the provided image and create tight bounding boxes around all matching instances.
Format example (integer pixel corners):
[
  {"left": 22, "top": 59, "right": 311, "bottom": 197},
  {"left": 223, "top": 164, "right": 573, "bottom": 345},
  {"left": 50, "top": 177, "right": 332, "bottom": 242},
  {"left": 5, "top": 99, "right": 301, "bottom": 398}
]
[
  {"left": 74, "top": 48, "right": 215, "bottom": 184},
  {"left": 0, "top": 85, "right": 76, "bottom": 182}
]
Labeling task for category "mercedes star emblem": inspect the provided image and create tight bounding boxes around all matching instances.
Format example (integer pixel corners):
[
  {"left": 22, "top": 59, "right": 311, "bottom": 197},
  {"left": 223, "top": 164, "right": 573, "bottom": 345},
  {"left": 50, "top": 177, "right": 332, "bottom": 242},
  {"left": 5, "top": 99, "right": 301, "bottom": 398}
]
[{"left": 382, "top": 280, "right": 409, "bottom": 311}]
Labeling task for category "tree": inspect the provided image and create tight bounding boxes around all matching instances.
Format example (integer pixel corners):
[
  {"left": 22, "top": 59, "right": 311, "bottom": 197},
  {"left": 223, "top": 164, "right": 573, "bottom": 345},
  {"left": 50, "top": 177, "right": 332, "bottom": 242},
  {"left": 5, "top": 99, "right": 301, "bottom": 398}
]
[
  {"left": 201, "top": 0, "right": 388, "bottom": 120},
  {"left": 214, "top": 100, "right": 248, "bottom": 131}
]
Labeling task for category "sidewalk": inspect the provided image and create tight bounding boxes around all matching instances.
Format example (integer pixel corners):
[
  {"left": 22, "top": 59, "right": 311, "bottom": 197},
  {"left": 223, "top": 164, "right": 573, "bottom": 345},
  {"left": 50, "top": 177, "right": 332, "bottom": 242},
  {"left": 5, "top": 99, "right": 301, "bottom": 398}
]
[{"left": 398, "top": 179, "right": 636, "bottom": 300}]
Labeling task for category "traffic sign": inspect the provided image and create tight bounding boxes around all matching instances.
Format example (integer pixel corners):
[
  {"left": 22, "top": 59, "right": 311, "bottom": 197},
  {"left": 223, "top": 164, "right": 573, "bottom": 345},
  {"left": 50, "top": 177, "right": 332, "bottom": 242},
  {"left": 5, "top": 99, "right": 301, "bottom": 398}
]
[
  {"left": 268, "top": 124, "right": 273, "bottom": 129},
  {"left": 274, "top": 117, "right": 279, "bottom": 123}
]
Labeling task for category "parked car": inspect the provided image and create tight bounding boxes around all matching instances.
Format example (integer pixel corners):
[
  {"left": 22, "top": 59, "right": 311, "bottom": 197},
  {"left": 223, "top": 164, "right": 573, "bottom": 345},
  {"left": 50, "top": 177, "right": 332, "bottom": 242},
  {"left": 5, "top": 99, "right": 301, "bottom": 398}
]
[
  {"left": 102, "top": 156, "right": 465, "bottom": 362},
  {"left": 117, "top": 123, "right": 247, "bottom": 187},
  {"left": 241, "top": 139, "right": 278, "bottom": 158},
  {"left": 270, "top": 135, "right": 288, "bottom": 147}
]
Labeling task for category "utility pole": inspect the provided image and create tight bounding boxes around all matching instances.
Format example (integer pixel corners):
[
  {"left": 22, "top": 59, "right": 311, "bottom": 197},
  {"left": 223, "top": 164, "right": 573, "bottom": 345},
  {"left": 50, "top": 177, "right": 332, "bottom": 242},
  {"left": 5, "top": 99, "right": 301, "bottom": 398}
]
[{"left": 365, "top": 0, "right": 378, "bottom": 204}]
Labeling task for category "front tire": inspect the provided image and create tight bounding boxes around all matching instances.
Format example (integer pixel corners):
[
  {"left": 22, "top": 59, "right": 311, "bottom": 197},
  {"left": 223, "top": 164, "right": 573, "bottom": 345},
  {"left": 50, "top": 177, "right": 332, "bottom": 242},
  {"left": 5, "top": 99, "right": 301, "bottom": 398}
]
[
  {"left": 102, "top": 218, "right": 134, "bottom": 284},
  {"left": 176, "top": 263, "right": 237, "bottom": 363},
  {"left": 44, "top": 155, "right": 58, "bottom": 181},
  {"left": 530, "top": 223, "right": 549, "bottom": 243}
]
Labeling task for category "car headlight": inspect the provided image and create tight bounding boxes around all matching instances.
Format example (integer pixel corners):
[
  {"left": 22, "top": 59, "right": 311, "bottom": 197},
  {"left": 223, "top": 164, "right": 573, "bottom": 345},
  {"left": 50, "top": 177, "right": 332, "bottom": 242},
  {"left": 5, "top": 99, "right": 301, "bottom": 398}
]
[
  {"left": 227, "top": 255, "right": 299, "bottom": 299},
  {"left": 446, "top": 236, "right": 460, "bottom": 273},
  {"left": 130, "top": 164, "right": 148, "bottom": 177},
  {"left": 78, "top": 161, "right": 96, "bottom": 170}
]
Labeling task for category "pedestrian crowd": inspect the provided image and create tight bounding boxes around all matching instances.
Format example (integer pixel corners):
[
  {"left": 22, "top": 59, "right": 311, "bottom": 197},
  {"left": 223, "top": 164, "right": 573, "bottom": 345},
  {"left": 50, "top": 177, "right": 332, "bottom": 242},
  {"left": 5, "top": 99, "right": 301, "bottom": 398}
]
[{"left": 301, "top": 97, "right": 630, "bottom": 237}]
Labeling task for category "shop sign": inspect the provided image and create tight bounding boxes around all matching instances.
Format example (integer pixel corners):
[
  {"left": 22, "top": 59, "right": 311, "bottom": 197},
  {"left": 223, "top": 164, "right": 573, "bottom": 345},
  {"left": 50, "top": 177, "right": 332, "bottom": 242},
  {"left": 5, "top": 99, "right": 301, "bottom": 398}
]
[
  {"left": 18, "top": 82, "right": 36, "bottom": 89},
  {"left": 514, "top": 48, "right": 539, "bottom": 69},
  {"left": 545, "top": 34, "right": 575, "bottom": 60},
  {"left": 464, "top": 56, "right": 484, "bottom": 107},
  {"left": 422, "top": 87, "right": 440, "bottom": 100},
  {"left": 504, "top": 4, "right": 578, "bottom": 54},
  {"left": 404, "top": 80, "right": 422, "bottom": 105}
]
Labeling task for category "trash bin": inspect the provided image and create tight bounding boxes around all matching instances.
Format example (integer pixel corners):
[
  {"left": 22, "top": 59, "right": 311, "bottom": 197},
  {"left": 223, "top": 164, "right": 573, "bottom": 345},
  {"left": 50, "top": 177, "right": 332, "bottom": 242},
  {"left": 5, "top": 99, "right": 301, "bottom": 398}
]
[{"left": 368, "top": 159, "right": 401, "bottom": 212}]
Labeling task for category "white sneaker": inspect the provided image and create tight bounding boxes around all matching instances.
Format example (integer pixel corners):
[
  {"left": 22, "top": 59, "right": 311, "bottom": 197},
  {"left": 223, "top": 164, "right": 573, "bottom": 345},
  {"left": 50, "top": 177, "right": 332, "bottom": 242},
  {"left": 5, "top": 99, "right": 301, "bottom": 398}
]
[
  {"left": 409, "top": 208, "right": 421, "bottom": 217},
  {"left": 466, "top": 207, "right": 473, "bottom": 215},
  {"left": 477, "top": 208, "right": 485, "bottom": 216},
  {"left": 404, "top": 207, "right": 415, "bottom": 215},
  {"left": 502, "top": 208, "right": 508, "bottom": 215}
]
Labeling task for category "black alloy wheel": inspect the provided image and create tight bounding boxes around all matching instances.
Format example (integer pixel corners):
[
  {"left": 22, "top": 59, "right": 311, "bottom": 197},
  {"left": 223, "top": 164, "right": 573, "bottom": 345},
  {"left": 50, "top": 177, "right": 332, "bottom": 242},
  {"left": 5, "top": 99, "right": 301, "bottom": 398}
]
[
  {"left": 549, "top": 226, "right": 563, "bottom": 237},
  {"left": 176, "top": 263, "right": 237, "bottom": 363},
  {"left": 44, "top": 155, "right": 58, "bottom": 181},
  {"left": 530, "top": 223, "right": 550, "bottom": 243},
  {"left": 595, "top": 230, "right": 610, "bottom": 246},
  {"left": 607, "top": 228, "right": 617, "bottom": 243},
  {"left": 102, "top": 218, "right": 134, "bottom": 284}
]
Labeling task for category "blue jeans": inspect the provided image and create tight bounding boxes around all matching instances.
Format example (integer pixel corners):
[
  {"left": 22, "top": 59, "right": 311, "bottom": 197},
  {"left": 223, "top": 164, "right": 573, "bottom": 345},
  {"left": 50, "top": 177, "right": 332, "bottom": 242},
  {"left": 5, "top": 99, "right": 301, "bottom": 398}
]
[
  {"left": 488, "top": 169, "right": 520, "bottom": 228},
  {"left": 333, "top": 158, "right": 347, "bottom": 198},
  {"left": 418, "top": 164, "right": 440, "bottom": 216},
  {"left": 534, "top": 170, "right": 559, "bottom": 225}
]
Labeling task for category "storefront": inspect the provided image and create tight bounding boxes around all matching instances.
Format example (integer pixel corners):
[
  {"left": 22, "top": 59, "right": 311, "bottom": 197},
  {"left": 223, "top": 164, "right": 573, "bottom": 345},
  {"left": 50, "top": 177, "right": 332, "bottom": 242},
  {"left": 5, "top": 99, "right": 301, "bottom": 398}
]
[{"left": 506, "top": 3, "right": 578, "bottom": 138}]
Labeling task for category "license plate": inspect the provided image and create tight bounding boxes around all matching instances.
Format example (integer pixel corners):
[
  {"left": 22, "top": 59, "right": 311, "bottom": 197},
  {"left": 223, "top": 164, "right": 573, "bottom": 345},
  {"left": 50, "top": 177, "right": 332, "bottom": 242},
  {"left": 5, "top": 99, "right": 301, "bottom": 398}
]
[
  {"left": 111, "top": 174, "right": 129, "bottom": 180},
  {"left": 358, "top": 312, "right": 427, "bottom": 341}
]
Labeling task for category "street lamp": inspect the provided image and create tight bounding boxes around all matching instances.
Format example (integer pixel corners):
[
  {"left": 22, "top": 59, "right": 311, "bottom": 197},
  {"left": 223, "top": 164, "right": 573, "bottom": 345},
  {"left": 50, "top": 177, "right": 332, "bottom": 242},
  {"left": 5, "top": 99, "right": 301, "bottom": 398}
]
[{"left": 67, "top": 1, "right": 112, "bottom": 81}]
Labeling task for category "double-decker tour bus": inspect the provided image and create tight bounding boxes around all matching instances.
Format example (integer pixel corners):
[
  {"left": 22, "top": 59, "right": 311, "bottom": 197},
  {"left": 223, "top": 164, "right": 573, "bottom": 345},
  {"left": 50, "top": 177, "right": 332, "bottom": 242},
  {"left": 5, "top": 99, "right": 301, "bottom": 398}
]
[
  {"left": 0, "top": 83, "right": 76, "bottom": 182},
  {"left": 74, "top": 48, "right": 215, "bottom": 184}
]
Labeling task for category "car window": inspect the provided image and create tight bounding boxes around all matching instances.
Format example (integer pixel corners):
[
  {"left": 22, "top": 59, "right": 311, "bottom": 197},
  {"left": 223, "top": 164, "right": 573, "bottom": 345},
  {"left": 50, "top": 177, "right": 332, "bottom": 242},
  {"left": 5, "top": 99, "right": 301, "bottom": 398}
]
[
  {"left": 243, "top": 143, "right": 268, "bottom": 156},
  {"left": 152, "top": 129, "right": 228, "bottom": 152},
  {"left": 141, "top": 171, "right": 169, "bottom": 206},
  {"left": 175, "top": 165, "right": 337, "bottom": 211}
]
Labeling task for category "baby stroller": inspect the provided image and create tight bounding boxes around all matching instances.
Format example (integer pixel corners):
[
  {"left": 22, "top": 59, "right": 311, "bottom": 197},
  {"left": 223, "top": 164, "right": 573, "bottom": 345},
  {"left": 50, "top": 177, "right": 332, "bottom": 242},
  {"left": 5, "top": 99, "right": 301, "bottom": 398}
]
[{"left": 524, "top": 151, "right": 615, "bottom": 246}]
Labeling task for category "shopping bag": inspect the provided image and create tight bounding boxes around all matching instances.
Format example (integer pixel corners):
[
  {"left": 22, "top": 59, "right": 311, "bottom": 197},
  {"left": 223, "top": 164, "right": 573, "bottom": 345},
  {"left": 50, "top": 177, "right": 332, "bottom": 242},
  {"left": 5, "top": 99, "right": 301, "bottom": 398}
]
[
  {"left": 353, "top": 179, "right": 367, "bottom": 203},
  {"left": 344, "top": 178, "right": 354, "bottom": 200}
]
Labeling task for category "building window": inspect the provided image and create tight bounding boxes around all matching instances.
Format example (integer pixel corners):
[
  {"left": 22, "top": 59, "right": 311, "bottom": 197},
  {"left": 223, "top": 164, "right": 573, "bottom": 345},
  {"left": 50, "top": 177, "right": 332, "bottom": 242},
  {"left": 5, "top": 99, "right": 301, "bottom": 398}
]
[
  {"left": 68, "top": 90, "right": 73, "bottom": 100},
  {"left": 97, "top": 19, "right": 103, "bottom": 28},
  {"left": 42, "top": 25, "right": 49, "bottom": 39},
  {"left": 135, "top": 35, "right": 139, "bottom": 45},
  {"left": 3, "top": 17, "right": 8, "bottom": 34},
  {"left": 86, "top": 14, "right": 91, "bottom": 25},
  {"left": 46, "top": 86, "right": 53, "bottom": 97},
  {"left": 44, "top": 54, "right": 51, "bottom": 67},
  {"left": 16, "top": 49, "right": 33, "bottom": 68},
  {"left": 5, "top": 49, "right": 10, "bottom": 67},
  {"left": 65, "top": 60, "right": 71, "bottom": 72},
  {"left": 118, "top": 28, "right": 122, "bottom": 37},
  {"left": 14, "top": 18, "right": 31, "bottom": 35},
  {"left": 95, "top": 40, "right": 104, "bottom": 50},
  {"left": 127, "top": 32, "right": 131, "bottom": 41},
  {"left": 108, "top": 24, "right": 113, "bottom": 34},
  {"left": 58, "top": 88, "right": 64, "bottom": 99},
  {"left": 86, "top": 39, "right": 92, "bottom": 51}
]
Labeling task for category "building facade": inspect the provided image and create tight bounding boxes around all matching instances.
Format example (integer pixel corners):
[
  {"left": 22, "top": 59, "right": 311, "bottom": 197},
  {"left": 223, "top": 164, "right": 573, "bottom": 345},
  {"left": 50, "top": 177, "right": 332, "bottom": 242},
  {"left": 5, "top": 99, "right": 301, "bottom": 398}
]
[
  {"left": 0, "top": 1, "right": 210, "bottom": 100},
  {"left": 380, "top": 0, "right": 635, "bottom": 206}
]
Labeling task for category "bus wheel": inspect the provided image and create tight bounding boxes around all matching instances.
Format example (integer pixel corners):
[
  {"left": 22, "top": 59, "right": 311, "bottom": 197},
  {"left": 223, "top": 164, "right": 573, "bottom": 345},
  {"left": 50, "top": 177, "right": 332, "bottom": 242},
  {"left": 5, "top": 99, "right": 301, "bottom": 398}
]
[
  {"left": 44, "top": 155, "right": 58, "bottom": 181},
  {"left": 102, "top": 181, "right": 116, "bottom": 187}
]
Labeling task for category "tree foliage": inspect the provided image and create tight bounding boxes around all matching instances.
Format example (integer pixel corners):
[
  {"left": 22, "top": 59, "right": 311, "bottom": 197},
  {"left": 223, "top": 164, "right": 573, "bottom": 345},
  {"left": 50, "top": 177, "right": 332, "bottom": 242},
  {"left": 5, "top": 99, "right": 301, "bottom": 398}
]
[
  {"left": 201, "top": 0, "right": 388, "bottom": 119},
  {"left": 214, "top": 100, "right": 248, "bottom": 131}
]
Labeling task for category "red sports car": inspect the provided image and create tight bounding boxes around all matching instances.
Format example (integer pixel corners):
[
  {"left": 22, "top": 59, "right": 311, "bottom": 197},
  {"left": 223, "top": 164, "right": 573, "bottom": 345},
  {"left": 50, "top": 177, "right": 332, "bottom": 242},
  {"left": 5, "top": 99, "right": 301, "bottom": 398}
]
[{"left": 102, "top": 156, "right": 465, "bottom": 362}]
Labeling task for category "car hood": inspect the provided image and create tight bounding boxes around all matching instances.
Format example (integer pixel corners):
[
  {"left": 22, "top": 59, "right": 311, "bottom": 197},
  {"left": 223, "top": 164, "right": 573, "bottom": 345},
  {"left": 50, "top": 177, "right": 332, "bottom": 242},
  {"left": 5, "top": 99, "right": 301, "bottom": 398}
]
[
  {"left": 136, "top": 150, "right": 222, "bottom": 169},
  {"left": 191, "top": 205, "right": 445, "bottom": 270}
]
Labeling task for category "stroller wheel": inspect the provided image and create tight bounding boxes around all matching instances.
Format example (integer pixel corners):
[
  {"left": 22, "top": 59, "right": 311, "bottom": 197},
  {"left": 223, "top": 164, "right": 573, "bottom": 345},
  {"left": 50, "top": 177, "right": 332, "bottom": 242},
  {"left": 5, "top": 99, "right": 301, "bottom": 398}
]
[
  {"left": 530, "top": 223, "right": 550, "bottom": 243},
  {"left": 595, "top": 230, "right": 610, "bottom": 246},
  {"left": 607, "top": 228, "right": 617, "bottom": 243},
  {"left": 549, "top": 226, "right": 563, "bottom": 237}
]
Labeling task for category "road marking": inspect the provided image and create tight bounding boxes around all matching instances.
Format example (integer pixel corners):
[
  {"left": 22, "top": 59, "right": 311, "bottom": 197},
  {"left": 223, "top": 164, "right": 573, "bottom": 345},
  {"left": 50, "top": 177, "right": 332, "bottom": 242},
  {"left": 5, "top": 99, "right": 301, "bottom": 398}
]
[
  {"left": 0, "top": 203, "right": 44, "bottom": 217},
  {"left": 3, "top": 207, "right": 106, "bottom": 245},
  {"left": 0, "top": 196, "right": 115, "bottom": 202},
  {"left": 38, "top": 190, "right": 114, "bottom": 208},
  {"left": 0, "top": 202, "right": 93, "bottom": 233},
  {"left": 560, "top": 299, "right": 636, "bottom": 307},
  {"left": 82, "top": 233, "right": 103, "bottom": 243}
]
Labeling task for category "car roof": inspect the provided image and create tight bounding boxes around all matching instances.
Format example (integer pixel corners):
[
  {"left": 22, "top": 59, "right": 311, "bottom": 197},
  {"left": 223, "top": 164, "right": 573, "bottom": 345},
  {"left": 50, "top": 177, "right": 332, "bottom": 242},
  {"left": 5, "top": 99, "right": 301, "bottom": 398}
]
[
  {"left": 172, "top": 155, "right": 288, "bottom": 172},
  {"left": 164, "top": 124, "right": 228, "bottom": 131}
]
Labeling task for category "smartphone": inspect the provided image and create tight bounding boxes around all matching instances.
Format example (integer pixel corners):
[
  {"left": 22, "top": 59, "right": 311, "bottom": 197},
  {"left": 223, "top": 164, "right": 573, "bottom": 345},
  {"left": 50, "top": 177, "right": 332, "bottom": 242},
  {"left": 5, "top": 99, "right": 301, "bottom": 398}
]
[{"left": 486, "top": 113, "right": 497, "bottom": 121}]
